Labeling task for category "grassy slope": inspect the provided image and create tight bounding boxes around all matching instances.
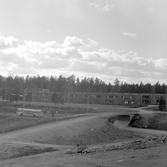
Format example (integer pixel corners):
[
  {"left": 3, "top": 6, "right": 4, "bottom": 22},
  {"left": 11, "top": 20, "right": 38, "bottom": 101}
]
[
  {"left": 15, "top": 116, "right": 138, "bottom": 146},
  {"left": 147, "top": 113, "right": 167, "bottom": 130},
  {"left": 129, "top": 112, "right": 167, "bottom": 130}
]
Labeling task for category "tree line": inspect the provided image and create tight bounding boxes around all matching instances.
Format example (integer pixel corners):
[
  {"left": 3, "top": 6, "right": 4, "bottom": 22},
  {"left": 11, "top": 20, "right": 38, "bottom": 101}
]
[{"left": 0, "top": 75, "right": 166, "bottom": 95}]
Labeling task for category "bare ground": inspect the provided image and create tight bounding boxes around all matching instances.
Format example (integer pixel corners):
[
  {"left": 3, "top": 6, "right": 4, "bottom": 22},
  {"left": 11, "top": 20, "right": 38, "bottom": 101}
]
[{"left": 0, "top": 142, "right": 166, "bottom": 167}]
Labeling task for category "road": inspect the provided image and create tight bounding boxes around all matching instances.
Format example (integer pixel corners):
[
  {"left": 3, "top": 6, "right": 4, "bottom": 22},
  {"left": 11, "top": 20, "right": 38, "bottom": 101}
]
[
  {"left": 113, "top": 107, "right": 167, "bottom": 137},
  {"left": 0, "top": 113, "right": 95, "bottom": 141},
  {"left": 0, "top": 106, "right": 166, "bottom": 148}
]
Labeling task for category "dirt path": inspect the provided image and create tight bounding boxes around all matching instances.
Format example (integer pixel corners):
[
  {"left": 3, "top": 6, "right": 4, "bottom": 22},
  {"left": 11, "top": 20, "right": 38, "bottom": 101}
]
[
  {"left": 0, "top": 107, "right": 167, "bottom": 167},
  {"left": 113, "top": 108, "right": 167, "bottom": 137},
  {"left": 0, "top": 106, "right": 166, "bottom": 147},
  {"left": 0, "top": 114, "right": 95, "bottom": 141}
]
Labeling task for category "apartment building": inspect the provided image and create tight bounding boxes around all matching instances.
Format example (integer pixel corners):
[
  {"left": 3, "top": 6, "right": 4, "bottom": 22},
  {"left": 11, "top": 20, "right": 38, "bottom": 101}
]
[
  {"left": 1, "top": 87, "right": 166, "bottom": 107},
  {"left": 66, "top": 92, "right": 167, "bottom": 107},
  {"left": 0, "top": 88, "right": 10, "bottom": 100},
  {"left": 23, "top": 88, "right": 52, "bottom": 102}
]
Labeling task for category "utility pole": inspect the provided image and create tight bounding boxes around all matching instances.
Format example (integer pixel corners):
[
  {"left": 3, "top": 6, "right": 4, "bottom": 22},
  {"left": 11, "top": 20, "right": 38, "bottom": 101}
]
[
  {"left": 87, "top": 94, "right": 89, "bottom": 113},
  {"left": 91, "top": 128, "right": 94, "bottom": 146},
  {"left": 55, "top": 111, "right": 58, "bottom": 126},
  {"left": 8, "top": 71, "right": 14, "bottom": 103}
]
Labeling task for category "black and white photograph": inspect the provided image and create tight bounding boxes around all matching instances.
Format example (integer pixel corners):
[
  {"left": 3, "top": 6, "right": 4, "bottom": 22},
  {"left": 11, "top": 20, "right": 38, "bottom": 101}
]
[{"left": 0, "top": 0, "right": 167, "bottom": 166}]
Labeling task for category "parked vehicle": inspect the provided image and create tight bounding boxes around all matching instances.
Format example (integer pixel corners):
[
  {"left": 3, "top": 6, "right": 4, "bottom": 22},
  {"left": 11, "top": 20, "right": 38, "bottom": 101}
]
[{"left": 16, "top": 108, "right": 44, "bottom": 117}]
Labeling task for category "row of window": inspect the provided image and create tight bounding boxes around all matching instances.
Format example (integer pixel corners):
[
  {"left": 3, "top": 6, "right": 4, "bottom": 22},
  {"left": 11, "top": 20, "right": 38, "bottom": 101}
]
[
  {"left": 25, "top": 93, "right": 50, "bottom": 97},
  {"left": 26, "top": 97, "right": 50, "bottom": 101},
  {"left": 69, "top": 95, "right": 134, "bottom": 99},
  {"left": 69, "top": 99, "right": 136, "bottom": 105}
]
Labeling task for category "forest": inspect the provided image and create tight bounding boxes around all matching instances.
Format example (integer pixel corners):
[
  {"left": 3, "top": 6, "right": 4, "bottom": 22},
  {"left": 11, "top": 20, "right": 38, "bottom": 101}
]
[{"left": 0, "top": 74, "right": 166, "bottom": 95}]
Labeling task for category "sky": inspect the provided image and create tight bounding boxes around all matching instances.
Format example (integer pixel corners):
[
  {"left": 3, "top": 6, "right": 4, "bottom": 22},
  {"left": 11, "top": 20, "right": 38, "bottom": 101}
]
[{"left": 0, "top": 0, "right": 167, "bottom": 84}]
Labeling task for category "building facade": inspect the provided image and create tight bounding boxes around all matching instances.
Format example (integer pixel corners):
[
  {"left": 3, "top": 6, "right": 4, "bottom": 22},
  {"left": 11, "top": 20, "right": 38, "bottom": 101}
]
[
  {"left": 0, "top": 88, "right": 10, "bottom": 100},
  {"left": 23, "top": 88, "right": 52, "bottom": 103},
  {"left": 62, "top": 92, "right": 167, "bottom": 107},
  {"left": 0, "top": 87, "right": 167, "bottom": 107}
]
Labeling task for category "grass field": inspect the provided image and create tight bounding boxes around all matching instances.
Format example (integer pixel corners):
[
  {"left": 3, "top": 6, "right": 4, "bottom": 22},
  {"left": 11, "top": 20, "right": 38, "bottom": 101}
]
[
  {"left": 0, "top": 104, "right": 167, "bottom": 167},
  {"left": 0, "top": 103, "right": 135, "bottom": 135},
  {"left": 0, "top": 104, "right": 92, "bottom": 134}
]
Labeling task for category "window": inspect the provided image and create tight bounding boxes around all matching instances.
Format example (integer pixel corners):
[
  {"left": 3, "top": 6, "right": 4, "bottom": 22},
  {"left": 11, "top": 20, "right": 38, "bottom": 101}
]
[
  {"left": 124, "top": 101, "right": 129, "bottom": 104},
  {"left": 142, "top": 100, "right": 149, "bottom": 104},
  {"left": 142, "top": 96, "right": 149, "bottom": 99}
]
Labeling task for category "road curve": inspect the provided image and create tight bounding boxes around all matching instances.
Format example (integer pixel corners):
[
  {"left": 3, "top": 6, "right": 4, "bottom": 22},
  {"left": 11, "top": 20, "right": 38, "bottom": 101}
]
[
  {"left": 0, "top": 114, "right": 96, "bottom": 142},
  {"left": 112, "top": 108, "right": 167, "bottom": 137},
  {"left": 0, "top": 106, "right": 166, "bottom": 146}
]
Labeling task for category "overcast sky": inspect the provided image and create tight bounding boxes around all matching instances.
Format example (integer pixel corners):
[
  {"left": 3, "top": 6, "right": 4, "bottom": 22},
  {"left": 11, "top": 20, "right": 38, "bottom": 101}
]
[{"left": 0, "top": 0, "right": 167, "bottom": 84}]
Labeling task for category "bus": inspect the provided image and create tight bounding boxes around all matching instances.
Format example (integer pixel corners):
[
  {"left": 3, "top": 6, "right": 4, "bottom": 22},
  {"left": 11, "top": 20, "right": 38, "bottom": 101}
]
[{"left": 16, "top": 108, "right": 44, "bottom": 117}]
